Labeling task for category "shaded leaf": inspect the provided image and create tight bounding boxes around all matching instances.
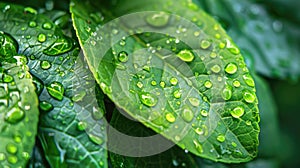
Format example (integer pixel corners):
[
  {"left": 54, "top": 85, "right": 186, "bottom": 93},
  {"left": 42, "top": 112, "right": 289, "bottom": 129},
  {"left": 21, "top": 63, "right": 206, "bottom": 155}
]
[{"left": 71, "top": 0, "right": 259, "bottom": 163}]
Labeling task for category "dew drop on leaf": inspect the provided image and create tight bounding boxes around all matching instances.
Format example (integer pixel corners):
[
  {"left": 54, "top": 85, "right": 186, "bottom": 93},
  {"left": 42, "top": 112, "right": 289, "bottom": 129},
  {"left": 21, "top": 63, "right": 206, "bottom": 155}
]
[
  {"left": 243, "top": 91, "right": 256, "bottom": 103},
  {"left": 6, "top": 143, "right": 17, "bottom": 154},
  {"left": 193, "top": 140, "right": 203, "bottom": 153},
  {"left": 0, "top": 153, "right": 5, "bottom": 161},
  {"left": 39, "top": 101, "right": 53, "bottom": 112},
  {"left": 72, "top": 90, "right": 87, "bottom": 102},
  {"left": 195, "top": 127, "right": 203, "bottom": 135},
  {"left": 0, "top": 31, "right": 18, "bottom": 57},
  {"left": 200, "top": 39, "right": 211, "bottom": 49},
  {"left": 43, "top": 36, "right": 74, "bottom": 56},
  {"left": 28, "top": 21, "right": 37, "bottom": 27},
  {"left": 7, "top": 156, "right": 17, "bottom": 164},
  {"left": 177, "top": 50, "right": 195, "bottom": 62},
  {"left": 204, "top": 80, "right": 212, "bottom": 89},
  {"left": 145, "top": 12, "right": 170, "bottom": 28},
  {"left": 188, "top": 97, "right": 200, "bottom": 107},
  {"left": 200, "top": 110, "right": 208, "bottom": 117},
  {"left": 118, "top": 51, "right": 129, "bottom": 63},
  {"left": 210, "top": 65, "right": 221, "bottom": 73},
  {"left": 169, "top": 77, "right": 178, "bottom": 85},
  {"left": 77, "top": 121, "right": 87, "bottom": 131},
  {"left": 2, "top": 74, "right": 13, "bottom": 83},
  {"left": 233, "top": 80, "right": 241, "bottom": 87},
  {"left": 5, "top": 107, "right": 25, "bottom": 124},
  {"left": 225, "top": 63, "right": 238, "bottom": 74},
  {"left": 181, "top": 106, "right": 194, "bottom": 122},
  {"left": 88, "top": 134, "right": 103, "bottom": 145},
  {"left": 222, "top": 86, "right": 232, "bottom": 100},
  {"left": 231, "top": 106, "right": 245, "bottom": 118},
  {"left": 139, "top": 92, "right": 158, "bottom": 107},
  {"left": 217, "top": 134, "right": 226, "bottom": 142},
  {"left": 42, "top": 22, "right": 53, "bottom": 30},
  {"left": 243, "top": 74, "right": 255, "bottom": 87},
  {"left": 37, "top": 33, "right": 47, "bottom": 43},
  {"left": 165, "top": 112, "right": 176, "bottom": 123},
  {"left": 40, "top": 60, "right": 51, "bottom": 70},
  {"left": 173, "top": 89, "right": 182, "bottom": 99},
  {"left": 24, "top": 7, "right": 37, "bottom": 14},
  {"left": 46, "top": 81, "right": 64, "bottom": 100},
  {"left": 13, "top": 134, "right": 22, "bottom": 143}
]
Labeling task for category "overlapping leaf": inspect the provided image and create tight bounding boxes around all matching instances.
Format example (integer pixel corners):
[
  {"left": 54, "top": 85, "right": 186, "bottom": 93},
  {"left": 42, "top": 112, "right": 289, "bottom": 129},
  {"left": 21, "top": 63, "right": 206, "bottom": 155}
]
[
  {"left": 71, "top": 0, "right": 260, "bottom": 163},
  {"left": 0, "top": 3, "right": 107, "bottom": 167}
]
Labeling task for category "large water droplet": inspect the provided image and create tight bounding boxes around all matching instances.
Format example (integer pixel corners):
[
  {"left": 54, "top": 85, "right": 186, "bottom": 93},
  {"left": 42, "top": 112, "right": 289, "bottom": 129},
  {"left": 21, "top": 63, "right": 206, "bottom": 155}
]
[
  {"left": 46, "top": 81, "right": 64, "bottom": 100},
  {"left": 43, "top": 36, "right": 73, "bottom": 56},
  {"left": 200, "top": 39, "right": 211, "bottom": 49},
  {"left": 231, "top": 106, "right": 244, "bottom": 118},
  {"left": 5, "top": 107, "right": 25, "bottom": 124},
  {"left": 39, "top": 101, "right": 53, "bottom": 112},
  {"left": 177, "top": 50, "right": 195, "bottom": 62},
  {"left": 0, "top": 31, "right": 18, "bottom": 57},
  {"left": 225, "top": 63, "right": 238, "bottom": 74},
  {"left": 37, "top": 33, "right": 46, "bottom": 43},
  {"left": 243, "top": 74, "right": 255, "bottom": 87},
  {"left": 217, "top": 134, "right": 226, "bottom": 142},
  {"left": 40, "top": 60, "right": 51, "bottom": 70},
  {"left": 193, "top": 140, "right": 203, "bottom": 153},
  {"left": 118, "top": 51, "right": 129, "bottom": 63},
  {"left": 88, "top": 134, "right": 103, "bottom": 145},
  {"left": 165, "top": 112, "right": 176, "bottom": 123},
  {"left": 181, "top": 106, "right": 194, "bottom": 122},
  {"left": 6, "top": 143, "right": 17, "bottom": 154},
  {"left": 222, "top": 86, "right": 232, "bottom": 100},
  {"left": 139, "top": 92, "right": 158, "bottom": 107},
  {"left": 243, "top": 91, "right": 256, "bottom": 103},
  {"left": 146, "top": 12, "right": 170, "bottom": 27}
]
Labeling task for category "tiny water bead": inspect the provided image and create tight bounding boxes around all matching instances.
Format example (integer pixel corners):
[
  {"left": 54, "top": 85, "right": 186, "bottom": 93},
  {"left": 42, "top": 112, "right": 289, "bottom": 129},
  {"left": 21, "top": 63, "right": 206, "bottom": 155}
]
[
  {"left": 200, "top": 39, "right": 211, "bottom": 49},
  {"left": 243, "top": 74, "right": 255, "bottom": 87},
  {"left": 233, "top": 80, "right": 241, "bottom": 87},
  {"left": 0, "top": 153, "right": 5, "bottom": 161},
  {"left": 146, "top": 12, "right": 170, "bottom": 27},
  {"left": 195, "top": 127, "right": 204, "bottom": 135},
  {"left": 188, "top": 97, "right": 200, "bottom": 107},
  {"left": 200, "top": 110, "right": 208, "bottom": 117},
  {"left": 136, "top": 81, "right": 143, "bottom": 88},
  {"left": 177, "top": 50, "right": 195, "bottom": 62},
  {"left": 181, "top": 106, "right": 194, "bottom": 122},
  {"left": 165, "top": 112, "right": 176, "bottom": 123},
  {"left": 222, "top": 86, "right": 232, "bottom": 100},
  {"left": 225, "top": 63, "right": 238, "bottom": 74},
  {"left": 217, "top": 134, "right": 226, "bottom": 142},
  {"left": 77, "top": 121, "right": 87, "bottom": 131},
  {"left": 139, "top": 92, "right": 158, "bottom": 107},
  {"left": 243, "top": 91, "right": 256, "bottom": 103},
  {"left": 169, "top": 77, "right": 178, "bottom": 85},
  {"left": 37, "top": 33, "right": 46, "bottom": 43},
  {"left": 39, "top": 101, "right": 53, "bottom": 112},
  {"left": 210, "top": 65, "right": 221, "bottom": 73},
  {"left": 173, "top": 89, "right": 182, "bottom": 99},
  {"left": 6, "top": 143, "right": 17, "bottom": 154},
  {"left": 231, "top": 106, "right": 245, "bottom": 118},
  {"left": 204, "top": 80, "right": 212, "bottom": 89},
  {"left": 13, "top": 134, "right": 22, "bottom": 143},
  {"left": 28, "top": 21, "right": 37, "bottom": 27},
  {"left": 151, "top": 80, "right": 157, "bottom": 86},
  {"left": 5, "top": 107, "right": 25, "bottom": 124},
  {"left": 24, "top": 7, "right": 37, "bottom": 14},
  {"left": 40, "top": 60, "right": 51, "bottom": 70},
  {"left": 88, "top": 134, "right": 103, "bottom": 145},
  {"left": 46, "top": 81, "right": 65, "bottom": 101},
  {"left": 42, "top": 22, "right": 53, "bottom": 30},
  {"left": 118, "top": 51, "right": 129, "bottom": 63},
  {"left": 193, "top": 140, "right": 203, "bottom": 153}
]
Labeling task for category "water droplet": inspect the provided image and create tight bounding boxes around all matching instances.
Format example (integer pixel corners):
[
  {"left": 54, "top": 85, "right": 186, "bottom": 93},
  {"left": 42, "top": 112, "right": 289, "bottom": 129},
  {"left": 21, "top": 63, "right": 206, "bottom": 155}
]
[
  {"left": 2, "top": 74, "right": 13, "bottom": 83},
  {"left": 136, "top": 81, "right": 143, "bottom": 88},
  {"left": 200, "top": 39, "right": 211, "bottom": 49},
  {"left": 5, "top": 107, "right": 25, "bottom": 124},
  {"left": 193, "top": 140, "right": 203, "bottom": 153},
  {"left": 88, "top": 134, "right": 103, "bottom": 145},
  {"left": 146, "top": 12, "right": 170, "bottom": 27},
  {"left": 177, "top": 50, "right": 195, "bottom": 62},
  {"left": 231, "top": 106, "right": 244, "bottom": 118},
  {"left": 22, "top": 152, "right": 30, "bottom": 160},
  {"left": 194, "top": 31, "right": 200, "bottom": 37},
  {"left": 92, "top": 107, "right": 103, "bottom": 120},
  {"left": 28, "top": 21, "right": 37, "bottom": 27},
  {"left": 188, "top": 97, "right": 200, "bottom": 106},
  {"left": 231, "top": 142, "right": 237, "bottom": 147},
  {"left": 165, "top": 112, "right": 176, "bottom": 123},
  {"left": 174, "top": 135, "right": 181, "bottom": 142},
  {"left": 172, "top": 159, "right": 179, "bottom": 166},
  {"left": 139, "top": 92, "right": 158, "bottom": 107},
  {"left": 243, "top": 74, "right": 255, "bottom": 87},
  {"left": 37, "top": 33, "right": 46, "bottom": 43},
  {"left": 43, "top": 36, "right": 74, "bottom": 56},
  {"left": 0, "top": 153, "right": 5, "bottom": 161},
  {"left": 46, "top": 81, "right": 64, "bottom": 100},
  {"left": 118, "top": 51, "right": 129, "bottom": 63},
  {"left": 195, "top": 127, "right": 203, "bottom": 135},
  {"left": 169, "top": 77, "right": 178, "bottom": 85},
  {"left": 201, "top": 110, "right": 208, "bottom": 117},
  {"left": 225, "top": 63, "right": 238, "bottom": 74},
  {"left": 181, "top": 106, "right": 194, "bottom": 122},
  {"left": 7, "top": 156, "right": 17, "bottom": 164},
  {"left": 42, "top": 22, "right": 52, "bottom": 30},
  {"left": 233, "top": 80, "right": 241, "bottom": 87},
  {"left": 160, "top": 81, "right": 166, "bottom": 88},
  {"left": 151, "top": 80, "right": 157, "bottom": 86},
  {"left": 6, "top": 143, "right": 17, "bottom": 154},
  {"left": 243, "top": 91, "right": 256, "bottom": 103},
  {"left": 217, "top": 134, "right": 226, "bottom": 142},
  {"left": 219, "top": 42, "right": 226, "bottom": 49},
  {"left": 13, "top": 134, "right": 22, "bottom": 143},
  {"left": 204, "top": 80, "right": 212, "bottom": 89},
  {"left": 39, "top": 101, "right": 53, "bottom": 112},
  {"left": 72, "top": 90, "right": 86, "bottom": 102},
  {"left": 211, "top": 65, "right": 221, "bottom": 73},
  {"left": 24, "top": 7, "right": 37, "bottom": 14},
  {"left": 227, "top": 46, "right": 240, "bottom": 55},
  {"left": 173, "top": 89, "right": 182, "bottom": 99},
  {"left": 40, "top": 60, "right": 51, "bottom": 70},
  {"left": 77, "top": 121, "right": 87, "bottom": 131},
  {"left": 222, "top": 86, "right": 232, "bottom": 100}
]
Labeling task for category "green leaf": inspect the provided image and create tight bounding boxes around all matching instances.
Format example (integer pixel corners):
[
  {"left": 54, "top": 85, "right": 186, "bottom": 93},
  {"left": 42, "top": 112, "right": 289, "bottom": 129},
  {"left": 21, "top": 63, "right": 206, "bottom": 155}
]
[
  {"left": 71, "top": 0, "right": 260, "bottom": 163},
  {"left": 0, "top": 3, "right": 107, "bottom": 167},
  {"left": 109, "top": 109, "right": 199, "bottom": 168},
  {"left": 195, "top": 0, "right": 300, "bottom": 79},
  {"left": 0, "top": 55, "right": 39, "bottom": 167}
]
